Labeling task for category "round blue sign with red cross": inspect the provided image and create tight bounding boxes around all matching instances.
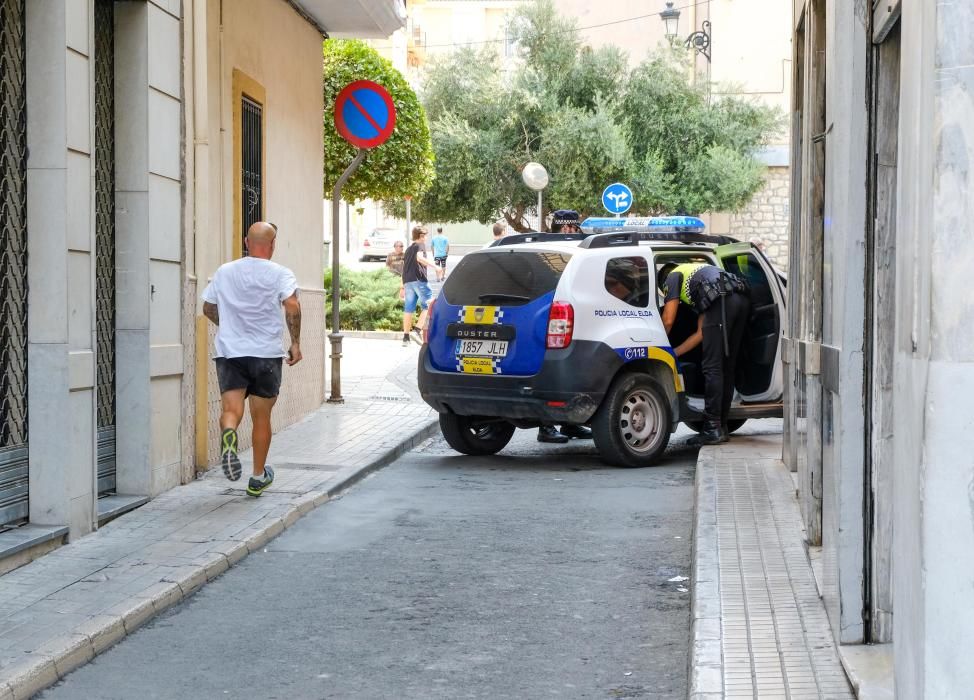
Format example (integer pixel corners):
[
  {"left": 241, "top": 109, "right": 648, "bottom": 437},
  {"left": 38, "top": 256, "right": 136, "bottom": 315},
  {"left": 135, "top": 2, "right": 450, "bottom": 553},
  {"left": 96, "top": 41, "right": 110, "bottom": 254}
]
[{"left": 334, "top": 80, "right": 397, "bottom": 149}]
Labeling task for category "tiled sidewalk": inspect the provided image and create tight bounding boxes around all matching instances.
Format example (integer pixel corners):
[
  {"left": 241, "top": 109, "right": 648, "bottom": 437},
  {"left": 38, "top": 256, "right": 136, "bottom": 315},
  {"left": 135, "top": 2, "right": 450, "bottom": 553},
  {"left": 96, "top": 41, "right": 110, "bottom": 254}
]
[
  {"left": 690, "top": 430, "right": 855, "bottom": 700},
  {"left": 0, "top": 339, "right": 436, "bottom": 700}
]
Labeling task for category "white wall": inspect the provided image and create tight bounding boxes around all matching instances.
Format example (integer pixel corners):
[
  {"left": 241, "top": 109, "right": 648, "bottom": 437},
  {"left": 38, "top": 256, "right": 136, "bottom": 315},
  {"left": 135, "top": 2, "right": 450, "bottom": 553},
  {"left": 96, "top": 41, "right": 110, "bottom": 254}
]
[
  {"left": 819, "top": 0, "right": 867, "bottom": 644},
  {"left": 24, "top": 0, "right": 186, "bottom": 539},
  {"left": 893, "top": 0, "right": 974, "bottom": 696}
]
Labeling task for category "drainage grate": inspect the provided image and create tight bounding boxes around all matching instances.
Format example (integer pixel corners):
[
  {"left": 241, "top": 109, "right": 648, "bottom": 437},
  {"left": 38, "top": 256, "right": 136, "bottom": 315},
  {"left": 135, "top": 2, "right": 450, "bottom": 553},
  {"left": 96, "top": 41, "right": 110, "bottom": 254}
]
[{"left": 368, "top": 395, "right": 413, "bottom": 403}]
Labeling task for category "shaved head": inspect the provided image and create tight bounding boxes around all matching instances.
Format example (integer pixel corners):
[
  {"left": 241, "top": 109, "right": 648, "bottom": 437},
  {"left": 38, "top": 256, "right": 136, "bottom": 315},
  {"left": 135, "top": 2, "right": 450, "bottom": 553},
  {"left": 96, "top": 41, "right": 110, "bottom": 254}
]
[{"left": 245, "top": 221, "right": 277, "bottom": 259}]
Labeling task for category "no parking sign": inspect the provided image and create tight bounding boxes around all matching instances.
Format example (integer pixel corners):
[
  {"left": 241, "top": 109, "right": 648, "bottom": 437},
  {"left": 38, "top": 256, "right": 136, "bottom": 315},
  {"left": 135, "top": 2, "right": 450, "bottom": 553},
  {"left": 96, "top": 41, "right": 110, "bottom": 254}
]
[
  {"left": 328, "top": 80, "right": 398, "bottom": 403},
  {"left": 334, "top": 80, "right": 397, "bottom": 149}
]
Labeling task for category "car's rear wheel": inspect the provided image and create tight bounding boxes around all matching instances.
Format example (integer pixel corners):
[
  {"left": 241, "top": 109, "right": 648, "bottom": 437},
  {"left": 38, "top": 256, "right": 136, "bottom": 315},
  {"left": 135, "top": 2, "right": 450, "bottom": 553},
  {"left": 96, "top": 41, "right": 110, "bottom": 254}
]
[
  {"left": 685, "top": 419, "right": 747, "bottom": 434},
  {"left": 592, "top": 373, "right": 671, "bottom": 467},
  {"left": 439, "top": 414, "right": 516, "bottom": 456}
]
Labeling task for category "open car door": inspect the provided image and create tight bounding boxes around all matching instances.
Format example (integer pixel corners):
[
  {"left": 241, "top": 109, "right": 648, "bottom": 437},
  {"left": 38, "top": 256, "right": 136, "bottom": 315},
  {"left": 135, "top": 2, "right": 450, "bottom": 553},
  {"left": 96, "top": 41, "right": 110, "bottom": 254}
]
[{"left": 715, "top": 243, "right": 788, "bottom": 403}]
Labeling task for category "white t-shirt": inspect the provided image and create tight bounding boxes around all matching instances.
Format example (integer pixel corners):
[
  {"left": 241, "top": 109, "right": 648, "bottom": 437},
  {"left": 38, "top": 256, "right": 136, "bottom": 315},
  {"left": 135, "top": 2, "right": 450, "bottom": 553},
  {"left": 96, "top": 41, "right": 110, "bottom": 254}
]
[{"left": 201, "top": 257, "right": 298, "bottom": 358}]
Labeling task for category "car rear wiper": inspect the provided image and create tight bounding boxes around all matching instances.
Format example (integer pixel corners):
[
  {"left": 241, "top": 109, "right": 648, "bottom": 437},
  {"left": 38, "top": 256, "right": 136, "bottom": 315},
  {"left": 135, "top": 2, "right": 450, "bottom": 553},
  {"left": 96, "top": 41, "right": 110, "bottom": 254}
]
[{"left": 478, "top": 293, "right": 530, "bottom": 302}]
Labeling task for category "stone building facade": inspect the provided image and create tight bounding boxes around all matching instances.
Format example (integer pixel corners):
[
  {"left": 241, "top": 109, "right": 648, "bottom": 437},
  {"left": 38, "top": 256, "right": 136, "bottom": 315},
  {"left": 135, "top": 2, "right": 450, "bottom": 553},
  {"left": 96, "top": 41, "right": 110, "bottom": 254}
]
[{"left": 730, "top": 166, "right": 791, "bottom": 269}]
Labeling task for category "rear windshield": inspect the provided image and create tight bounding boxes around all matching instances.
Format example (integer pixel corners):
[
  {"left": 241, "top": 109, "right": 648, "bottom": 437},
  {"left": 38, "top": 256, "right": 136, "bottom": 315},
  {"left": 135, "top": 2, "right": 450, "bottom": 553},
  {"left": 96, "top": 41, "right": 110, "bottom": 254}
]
[{"left": 441, "top": 251, "right": 572, "bottom": 306}]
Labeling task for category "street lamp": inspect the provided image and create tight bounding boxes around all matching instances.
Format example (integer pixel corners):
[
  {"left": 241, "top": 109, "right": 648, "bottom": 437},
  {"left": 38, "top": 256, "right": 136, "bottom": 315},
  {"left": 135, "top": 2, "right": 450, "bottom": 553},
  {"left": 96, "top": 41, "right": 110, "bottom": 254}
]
[
  {"left": 522, "top": 162, "right": 549, "bottom": 232},
  {"left": 660, "top": 1, "right": 680, "bottom": 40},
  {"left": 660, "top": 1, "right": 711, "bottom": 63}
]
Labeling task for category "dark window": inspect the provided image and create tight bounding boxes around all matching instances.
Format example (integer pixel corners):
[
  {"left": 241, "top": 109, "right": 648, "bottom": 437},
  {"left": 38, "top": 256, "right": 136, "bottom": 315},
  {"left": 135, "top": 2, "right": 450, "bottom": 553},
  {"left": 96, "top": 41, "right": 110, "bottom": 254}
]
[
  {"left": 604, "top": 256, "right": 650, "bottom": 307},
  {"left": 441, "top": 252, "right": 571, "bottom": 306},
  {"left": 241, "top": 96, "right": 262, "bottom": 256},
  {"left": 0, "top": 0, "right": 29, "bottom": 526},
  {"left": 94, "top": 0, "right": 116, "bottom": 494}
]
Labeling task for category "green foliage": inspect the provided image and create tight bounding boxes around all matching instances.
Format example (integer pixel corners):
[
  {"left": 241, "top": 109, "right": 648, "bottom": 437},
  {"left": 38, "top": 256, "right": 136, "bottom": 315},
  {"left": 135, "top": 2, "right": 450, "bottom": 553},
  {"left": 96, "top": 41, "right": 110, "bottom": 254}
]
[
  {"left": 406, "top": 0, "right": 783, "bottom": 226},
  {"left": 537, "top": 98, "right": 633, "bottom": 214},
  {"left": 324, "top": 266, "right": 403, "bottom": 331},
  {"left": 323, "top": 40, "right": 435, "bottom": 202}
]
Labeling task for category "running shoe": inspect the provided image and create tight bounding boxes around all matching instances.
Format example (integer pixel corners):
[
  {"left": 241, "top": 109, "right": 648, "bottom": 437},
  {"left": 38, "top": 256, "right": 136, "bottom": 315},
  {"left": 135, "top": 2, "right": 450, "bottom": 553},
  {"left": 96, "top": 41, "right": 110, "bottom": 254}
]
[
  {"left": 411, "top": 327, "right": 424, "bottom": 345},
  {"left": 221, "top": 428, "right": 242, "bottom": 481},
  {"left": 246, "top": 465, "right": 275, "bottom": 497}
]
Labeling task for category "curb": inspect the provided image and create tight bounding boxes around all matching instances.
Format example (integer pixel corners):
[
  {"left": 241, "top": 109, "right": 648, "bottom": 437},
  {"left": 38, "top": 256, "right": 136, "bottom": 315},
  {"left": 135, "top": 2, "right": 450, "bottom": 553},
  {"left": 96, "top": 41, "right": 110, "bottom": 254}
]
[
  {"left": 337, "top": 330, "right": 402, "bottom": 340},
  {"left": 2, "top": 416, "right": 439, "bottom": 700},
  {"left": 688, "top": 447, "right": 724, "bottom": 700}
]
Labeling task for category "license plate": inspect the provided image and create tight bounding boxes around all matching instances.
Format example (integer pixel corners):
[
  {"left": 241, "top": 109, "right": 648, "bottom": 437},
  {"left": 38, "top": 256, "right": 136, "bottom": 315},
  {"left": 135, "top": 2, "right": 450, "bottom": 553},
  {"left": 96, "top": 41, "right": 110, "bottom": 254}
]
[{"left": 455, "top": 339, "right": 509, "bottom": 357}]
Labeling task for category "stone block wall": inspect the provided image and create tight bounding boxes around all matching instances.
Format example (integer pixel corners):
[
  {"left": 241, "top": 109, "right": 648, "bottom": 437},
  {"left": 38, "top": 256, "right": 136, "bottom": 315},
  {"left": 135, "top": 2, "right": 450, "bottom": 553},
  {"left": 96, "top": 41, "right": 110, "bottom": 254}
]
[{"left": 730, "top": 166, "right": 791, "bottom": 270}]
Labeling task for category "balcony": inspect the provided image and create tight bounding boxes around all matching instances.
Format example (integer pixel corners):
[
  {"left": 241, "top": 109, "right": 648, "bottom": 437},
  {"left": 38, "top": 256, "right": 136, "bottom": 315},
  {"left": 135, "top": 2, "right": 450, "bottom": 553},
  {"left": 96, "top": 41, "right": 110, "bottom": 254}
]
[{"left": 298, "top": 0, "right": 407, "bottom": 39}]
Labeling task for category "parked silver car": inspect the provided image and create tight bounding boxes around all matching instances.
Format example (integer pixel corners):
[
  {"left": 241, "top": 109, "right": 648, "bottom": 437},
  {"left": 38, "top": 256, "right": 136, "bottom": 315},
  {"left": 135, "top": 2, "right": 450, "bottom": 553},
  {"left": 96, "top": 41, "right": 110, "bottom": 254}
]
[{"left": 359, "top": 228, "right": 402, "bottom": 262}]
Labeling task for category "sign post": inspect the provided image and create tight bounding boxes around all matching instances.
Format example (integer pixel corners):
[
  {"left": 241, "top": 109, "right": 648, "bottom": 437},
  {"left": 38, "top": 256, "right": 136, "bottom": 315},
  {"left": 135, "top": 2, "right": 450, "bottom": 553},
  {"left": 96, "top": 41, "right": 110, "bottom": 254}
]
[
  {"left": 522, "top": 162, "right": 549, "bottom": 231},
  {"left": 405, "top": 195, "right": 412, "bottom": 243},
  {"left": 601, "top": 182, "right": 634, "bottom": 217},
  {"left": 329, "top": 80, "right": 397, "bottom": 403}
]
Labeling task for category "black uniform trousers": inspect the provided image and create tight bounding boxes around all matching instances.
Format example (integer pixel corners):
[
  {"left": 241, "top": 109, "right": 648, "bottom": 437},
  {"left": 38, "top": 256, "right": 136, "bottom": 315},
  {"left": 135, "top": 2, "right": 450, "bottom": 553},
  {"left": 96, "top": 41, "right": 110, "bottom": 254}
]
[{"left": 700, "top": 292, "right": 751, "bottom": 425}]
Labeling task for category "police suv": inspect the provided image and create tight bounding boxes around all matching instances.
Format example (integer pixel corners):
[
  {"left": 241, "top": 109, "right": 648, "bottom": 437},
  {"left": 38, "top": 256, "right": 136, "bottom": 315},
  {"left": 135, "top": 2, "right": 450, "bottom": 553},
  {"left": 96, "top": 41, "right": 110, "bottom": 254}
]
[{"left": 417, "top": 217, "right": 787, "bottom": 467}]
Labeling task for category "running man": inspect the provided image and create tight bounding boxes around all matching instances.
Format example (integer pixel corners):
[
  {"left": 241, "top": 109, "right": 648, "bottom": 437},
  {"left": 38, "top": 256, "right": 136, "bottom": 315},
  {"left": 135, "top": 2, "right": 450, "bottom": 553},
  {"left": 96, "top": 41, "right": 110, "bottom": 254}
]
[{"left": 201, "top": 221, "right": 302, "bottom": 496}]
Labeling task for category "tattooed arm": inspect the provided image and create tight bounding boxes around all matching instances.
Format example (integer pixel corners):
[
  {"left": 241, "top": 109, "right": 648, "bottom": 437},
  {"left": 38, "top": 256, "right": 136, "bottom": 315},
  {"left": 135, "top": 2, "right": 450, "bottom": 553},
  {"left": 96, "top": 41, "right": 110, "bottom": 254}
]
[
  {"left": 203, "top": 301, "right": 219, "bottom": 326},
  {"left": 282, "top": 292, "right": 302, "bottom": 365}
]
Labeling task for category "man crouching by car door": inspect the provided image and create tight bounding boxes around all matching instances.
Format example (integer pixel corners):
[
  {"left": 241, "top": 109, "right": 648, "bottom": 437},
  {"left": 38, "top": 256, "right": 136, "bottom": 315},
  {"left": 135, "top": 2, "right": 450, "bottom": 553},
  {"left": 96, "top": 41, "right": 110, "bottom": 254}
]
[{"left": 658, "top": 262, "right": 750, "bottom": 445}]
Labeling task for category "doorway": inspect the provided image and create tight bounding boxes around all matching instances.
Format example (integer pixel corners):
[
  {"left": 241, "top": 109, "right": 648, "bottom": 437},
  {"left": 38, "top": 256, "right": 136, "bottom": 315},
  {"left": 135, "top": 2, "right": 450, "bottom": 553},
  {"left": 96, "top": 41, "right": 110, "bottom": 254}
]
[{"left": 864, "top": 13, "right": 900, "bottom": 645}]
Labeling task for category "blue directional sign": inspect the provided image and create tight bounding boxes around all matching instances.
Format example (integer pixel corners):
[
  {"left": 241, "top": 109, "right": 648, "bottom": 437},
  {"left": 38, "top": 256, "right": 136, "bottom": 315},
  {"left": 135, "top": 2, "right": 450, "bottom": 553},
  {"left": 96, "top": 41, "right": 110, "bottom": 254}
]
[{"left": 601, "top": 182, "right": 634, "bottom": 215}]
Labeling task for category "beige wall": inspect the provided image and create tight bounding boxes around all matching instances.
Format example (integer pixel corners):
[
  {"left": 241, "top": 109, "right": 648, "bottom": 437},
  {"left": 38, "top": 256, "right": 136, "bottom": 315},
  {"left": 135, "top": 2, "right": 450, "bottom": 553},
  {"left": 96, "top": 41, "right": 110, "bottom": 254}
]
[
  {"left": 710, "top": 0, "right": 792, "bottom": 141},
  {"left": 375, "top": 0, "right": 521, "bottom": 84},
  {"left": 201, "top": 0, "right": 325, "bottom": 289},
  {"left": 554, "top": 0, "right": 668, "bottom": 68},
  {"left": 188, "top": 0, "right": 327, "bottom": 469}
]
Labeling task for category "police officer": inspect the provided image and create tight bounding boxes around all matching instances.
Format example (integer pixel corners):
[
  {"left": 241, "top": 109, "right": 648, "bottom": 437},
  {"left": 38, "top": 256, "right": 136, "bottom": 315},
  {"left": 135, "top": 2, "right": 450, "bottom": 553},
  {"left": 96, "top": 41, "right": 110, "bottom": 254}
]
[
  {"left": 537, "top": 209, "right": 593, "bottom": 444},
  {"left": 658, "top": 262, "right": 750, "bottom": 445}
]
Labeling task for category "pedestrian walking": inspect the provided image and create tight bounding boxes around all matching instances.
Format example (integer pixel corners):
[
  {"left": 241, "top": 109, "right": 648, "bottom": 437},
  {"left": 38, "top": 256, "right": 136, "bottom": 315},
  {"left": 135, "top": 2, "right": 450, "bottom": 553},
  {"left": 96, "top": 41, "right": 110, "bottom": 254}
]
[
  {"left": 385, "top": 240, "right": 405, "bottom": 277},
  {"left": 201, "top": 221, "right": 302, "bottom": 497},
  {"left": 485, "top": 221, "right": 506, "bottom": 248},
  {"left": 386, "top": 240, "right": 406, "bottom": 302},
  {"left": 537, "top": 209, "right": 592, "bottom": 444},
  {"left": 657, "top": 261, "right": 750, "bottom": 444},
  {"left": 431, "top": 227, "right": 450, "bottom": 271},
  {"left": 402, "top": 225, "right": 442, "bottom": 346}
]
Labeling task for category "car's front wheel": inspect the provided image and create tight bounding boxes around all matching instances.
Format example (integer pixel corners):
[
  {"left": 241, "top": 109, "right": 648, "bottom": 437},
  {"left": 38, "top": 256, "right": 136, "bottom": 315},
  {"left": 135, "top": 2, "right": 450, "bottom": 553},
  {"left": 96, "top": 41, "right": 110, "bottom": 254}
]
[
  {"left": 439, "top": 414, "right": 516, "bottom": 456},
  {"left": 592, "top": 373, "right": 671, "bottom": 467}
]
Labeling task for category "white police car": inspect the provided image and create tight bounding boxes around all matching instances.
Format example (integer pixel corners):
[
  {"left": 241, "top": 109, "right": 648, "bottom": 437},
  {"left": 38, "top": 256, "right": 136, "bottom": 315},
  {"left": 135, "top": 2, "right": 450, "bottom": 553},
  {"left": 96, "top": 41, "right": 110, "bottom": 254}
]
[{"left": 417, "top": 216, "right": 787, "bottom": 467}]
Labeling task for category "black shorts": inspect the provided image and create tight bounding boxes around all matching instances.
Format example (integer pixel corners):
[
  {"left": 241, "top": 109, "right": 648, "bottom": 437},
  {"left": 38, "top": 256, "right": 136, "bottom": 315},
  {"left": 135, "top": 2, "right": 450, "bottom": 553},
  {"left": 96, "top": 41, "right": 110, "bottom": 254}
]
[
  {"left": 215, "top": 357, "right": 283, "bottom": 399},
  {"left": 434, "top": 256, "right": 447, "bottom": 268}
]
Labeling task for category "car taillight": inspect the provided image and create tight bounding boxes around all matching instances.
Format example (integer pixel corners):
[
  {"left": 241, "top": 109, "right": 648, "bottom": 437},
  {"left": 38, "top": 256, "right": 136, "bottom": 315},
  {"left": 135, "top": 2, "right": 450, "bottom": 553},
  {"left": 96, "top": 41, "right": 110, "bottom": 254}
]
[
  {"left": 424, "top": 297, "right": 437, "bottom": 344},
  {"left": 546, "top": 302, "right": 574, "bottom": 349}
]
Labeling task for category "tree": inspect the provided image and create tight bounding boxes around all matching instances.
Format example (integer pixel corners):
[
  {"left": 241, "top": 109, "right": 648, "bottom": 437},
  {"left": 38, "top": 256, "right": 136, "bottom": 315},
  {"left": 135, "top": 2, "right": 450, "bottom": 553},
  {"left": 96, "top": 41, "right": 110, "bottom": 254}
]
[
  {"left": 323, "top": 40, "right": 434, "bottom": 202},
  {"left": 406, "top": 0, "right": 782, "bottom": 229}
]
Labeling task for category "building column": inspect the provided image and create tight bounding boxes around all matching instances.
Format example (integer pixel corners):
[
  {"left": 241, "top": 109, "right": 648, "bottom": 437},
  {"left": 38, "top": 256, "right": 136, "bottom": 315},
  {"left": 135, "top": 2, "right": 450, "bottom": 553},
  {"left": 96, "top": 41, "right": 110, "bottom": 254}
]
[
  {"left": 893, "top": 0, "right": 974, "bottom": 696},
  {"left": 26, "top": 0, "right": 98, "bottom": 537},
  {"left": 114, "top": 0, "right": 185, "bottom": 497}
]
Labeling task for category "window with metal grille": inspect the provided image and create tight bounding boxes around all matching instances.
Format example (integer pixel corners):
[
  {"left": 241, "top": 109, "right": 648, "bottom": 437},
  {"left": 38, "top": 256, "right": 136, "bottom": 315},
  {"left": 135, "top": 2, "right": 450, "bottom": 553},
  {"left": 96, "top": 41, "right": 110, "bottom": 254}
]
[
  {"left": 241, "top": 96, "right": 263, "bottom": 256},
  {"left": 0, "top": 0, "right": 29, "bottom": 527},
  {"left": 94, "top": 0, "right": 116, "bottom": 495}
]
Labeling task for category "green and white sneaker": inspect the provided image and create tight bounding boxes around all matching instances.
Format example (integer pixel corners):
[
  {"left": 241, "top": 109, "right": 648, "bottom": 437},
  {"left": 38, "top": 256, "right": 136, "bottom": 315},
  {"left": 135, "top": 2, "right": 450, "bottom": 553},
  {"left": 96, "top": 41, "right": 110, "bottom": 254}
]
[
  {"left": 221, "top": 428, "right": 242, "bottom": 481},
  {"left": 246, "top": 465, "right": 274, "bottom": 497}
]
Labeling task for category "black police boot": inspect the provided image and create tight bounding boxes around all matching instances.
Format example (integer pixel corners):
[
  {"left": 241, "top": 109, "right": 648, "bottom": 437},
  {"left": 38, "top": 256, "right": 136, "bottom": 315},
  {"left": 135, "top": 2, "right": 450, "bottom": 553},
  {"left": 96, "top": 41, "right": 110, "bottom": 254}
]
[
  {"left": 699, "top": 420, "right": 728, "bottom": 445},
  {"left": 538, "top": 425, "right": 570, "bottom": 443},
  {"left": 560, "top": 425, "right": 593, "bottom": 439}
]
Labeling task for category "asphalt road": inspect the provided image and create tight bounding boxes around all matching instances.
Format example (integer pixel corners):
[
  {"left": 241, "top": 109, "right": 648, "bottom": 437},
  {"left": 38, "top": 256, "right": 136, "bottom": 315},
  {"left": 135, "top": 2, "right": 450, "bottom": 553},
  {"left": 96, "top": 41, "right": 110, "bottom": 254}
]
[{"left": 41, "top": 430, "right": 699, "bottom": 700}]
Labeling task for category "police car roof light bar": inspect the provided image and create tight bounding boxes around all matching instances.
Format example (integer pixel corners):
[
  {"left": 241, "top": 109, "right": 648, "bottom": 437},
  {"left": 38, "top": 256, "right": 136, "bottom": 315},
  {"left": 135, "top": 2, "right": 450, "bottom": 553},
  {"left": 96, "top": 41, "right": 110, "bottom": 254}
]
[
  {"left": 578, "top": 228, "right": 741, "bottom": 249},
  {"left": 490, "top": 231, "right": 589, "bottom": 247}
]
